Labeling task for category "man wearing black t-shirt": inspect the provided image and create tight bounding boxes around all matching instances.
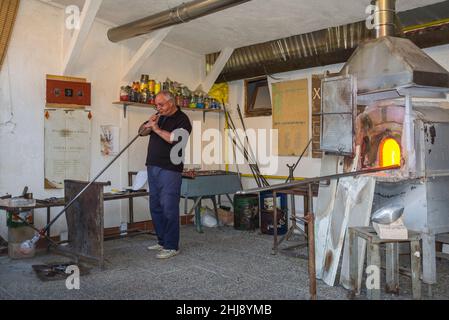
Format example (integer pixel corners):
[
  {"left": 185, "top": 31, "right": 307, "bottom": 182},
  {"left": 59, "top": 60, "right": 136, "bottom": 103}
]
[{"left": 141, "top": 91, "right": 192, "bottom": 259}]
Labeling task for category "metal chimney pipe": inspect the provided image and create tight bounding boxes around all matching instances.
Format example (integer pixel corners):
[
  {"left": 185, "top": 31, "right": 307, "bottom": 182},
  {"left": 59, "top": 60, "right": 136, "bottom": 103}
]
[
  {"left": 107, "top": 0, "right": 251, "bottom": 43},
  {"left": 374, "top": 0, "right": 396, "bottom": 38}
]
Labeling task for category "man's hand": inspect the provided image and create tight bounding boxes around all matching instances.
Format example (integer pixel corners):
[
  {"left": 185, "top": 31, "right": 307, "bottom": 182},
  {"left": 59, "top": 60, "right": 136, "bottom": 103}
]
[{"left": 144, "top": 114, "right": 160, "bottom": 131}]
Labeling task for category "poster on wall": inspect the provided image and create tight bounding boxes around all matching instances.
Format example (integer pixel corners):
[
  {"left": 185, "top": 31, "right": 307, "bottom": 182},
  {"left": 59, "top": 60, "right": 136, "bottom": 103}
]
[
  {"left": 272, "top": 78, "right": 309, "bottom": 156},
  {"left": 44, "top": 109, "right": 92, "bottom": 189},
  {"left": 100, "top": 125, "right": 119, "bottom": 156}
]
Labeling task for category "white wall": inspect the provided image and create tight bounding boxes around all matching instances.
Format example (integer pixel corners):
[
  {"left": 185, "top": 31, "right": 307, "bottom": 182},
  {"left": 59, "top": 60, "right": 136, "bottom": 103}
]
[{"left": 0, "top": 0, "right": 205, "bottom": 239}]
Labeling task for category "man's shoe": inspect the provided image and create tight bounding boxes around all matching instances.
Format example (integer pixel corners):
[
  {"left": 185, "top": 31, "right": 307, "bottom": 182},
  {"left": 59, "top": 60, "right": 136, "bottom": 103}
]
[
  {"left": 156, "top": 249, "right": 179, "bottom": 259},
  {"left": 147, "top": 244, "right": 163, "bottom": 251}
]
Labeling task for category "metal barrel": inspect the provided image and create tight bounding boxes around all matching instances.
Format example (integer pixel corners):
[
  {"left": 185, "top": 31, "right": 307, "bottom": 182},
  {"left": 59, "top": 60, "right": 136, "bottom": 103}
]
[{"left": 233, "top": 194, "right": 259, "bottom": 231}]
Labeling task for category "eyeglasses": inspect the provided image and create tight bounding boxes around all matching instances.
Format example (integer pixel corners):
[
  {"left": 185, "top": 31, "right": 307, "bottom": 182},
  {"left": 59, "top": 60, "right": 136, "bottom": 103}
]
[{"left": 156, "top": 100, "right": 168, "bottom": 107}]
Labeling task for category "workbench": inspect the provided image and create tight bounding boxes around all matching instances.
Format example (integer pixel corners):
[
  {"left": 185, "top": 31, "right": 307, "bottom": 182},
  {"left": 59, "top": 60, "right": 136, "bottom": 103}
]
[
  {"left": 0, "top": 189, "right": 151, "bottom": 243},
  {"left": 180, "top": 170, "right": 242, "bottom": 233}
]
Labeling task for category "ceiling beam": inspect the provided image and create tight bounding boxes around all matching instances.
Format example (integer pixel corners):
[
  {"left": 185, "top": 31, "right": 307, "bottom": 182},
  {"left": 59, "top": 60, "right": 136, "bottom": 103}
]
[
  {"left": 197, "top": 47, "right": 234, "bottom": 93},
  {"left": 121, "top": 27, "right": 172, "bottom": 82},
  {"left": 63, "top": 0, "right": 103, "bottom": 75}
]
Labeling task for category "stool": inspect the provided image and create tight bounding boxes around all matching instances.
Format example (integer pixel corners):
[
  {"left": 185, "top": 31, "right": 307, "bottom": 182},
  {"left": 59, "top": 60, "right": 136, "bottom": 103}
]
[{"left": 348, "top": 226, "right": 422, "bottom": 300}]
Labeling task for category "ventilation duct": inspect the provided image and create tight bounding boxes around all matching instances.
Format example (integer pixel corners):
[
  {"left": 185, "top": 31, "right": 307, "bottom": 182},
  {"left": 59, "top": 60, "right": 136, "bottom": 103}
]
[
  {"left": 107, "top": 0, "right": 250, "bottom": 43},
  {"left": 208, "top": 1, "right": 449, "bottom": 83},
  {"left": 341, "top": 0, "right": 449, "bottom": 96},
  {"left": 374, "top": 0, "right": 397, "bottom": 37}
]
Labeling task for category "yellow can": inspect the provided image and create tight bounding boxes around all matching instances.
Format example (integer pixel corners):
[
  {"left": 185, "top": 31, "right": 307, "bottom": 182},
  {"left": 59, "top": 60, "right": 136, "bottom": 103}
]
[
  {"left": 148, "top": 80, "right": 155, "bottom": 93},
  {"left": 155, "top": 82, "right": 161, "bottom": 95}
]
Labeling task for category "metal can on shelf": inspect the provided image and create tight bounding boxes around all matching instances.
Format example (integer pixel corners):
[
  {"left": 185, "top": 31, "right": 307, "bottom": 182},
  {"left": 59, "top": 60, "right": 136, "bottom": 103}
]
[
  {"left": 155, "top": 82, "right": 161, "bottom": 95},
  {"left": 148, "top": 80, "right": 155, "bottom": 94}
]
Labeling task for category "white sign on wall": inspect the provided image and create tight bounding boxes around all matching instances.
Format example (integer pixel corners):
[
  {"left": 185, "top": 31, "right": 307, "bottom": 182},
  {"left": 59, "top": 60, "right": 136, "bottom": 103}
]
[{"left": 44, "top": 109, "right": 92, "bottom": 189}]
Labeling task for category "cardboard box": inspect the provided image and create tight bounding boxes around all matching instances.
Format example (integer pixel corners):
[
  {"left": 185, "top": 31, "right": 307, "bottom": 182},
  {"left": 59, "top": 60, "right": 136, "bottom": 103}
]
[
  {"left": 373, "top": 217, "right": 408, "bottom": 240},
  {"left": 217, "top": 208, "right": 234, "bottom": 226}
]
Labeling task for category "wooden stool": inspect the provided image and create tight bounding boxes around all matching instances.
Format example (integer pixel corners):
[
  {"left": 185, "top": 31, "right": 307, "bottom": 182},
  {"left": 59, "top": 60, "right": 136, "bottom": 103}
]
[{"left": 349, "top": 226, "right": 422, "bottom": 300}]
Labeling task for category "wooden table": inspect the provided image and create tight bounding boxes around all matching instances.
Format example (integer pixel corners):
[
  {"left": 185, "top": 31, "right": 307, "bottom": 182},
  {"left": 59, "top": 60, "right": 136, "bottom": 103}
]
[
  {"left": 272, "top": 182, "right": 319, "bottom": 300},
  {"left": 1, "top": 190, "right": 151, "bottom": 243},
  {"left": 271, "top": 182, "right": 319, "bottom": 254},
  {"left": 349, "top": 226, "right": 422, "bottom": 300}
]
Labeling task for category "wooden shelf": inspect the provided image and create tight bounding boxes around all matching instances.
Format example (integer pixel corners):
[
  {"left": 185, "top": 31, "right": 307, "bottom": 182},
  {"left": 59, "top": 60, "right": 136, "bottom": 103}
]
[{"left": 113, "top": 101, "right": 223, "bottom": 119}]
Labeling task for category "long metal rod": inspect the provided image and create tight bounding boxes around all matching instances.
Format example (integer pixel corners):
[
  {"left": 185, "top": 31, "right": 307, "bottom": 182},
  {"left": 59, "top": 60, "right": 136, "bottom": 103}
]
[
  {"left": 38, "top": 132, "right": 142, "bottom": 237},
  {"left": 237, "top": 165, "right": 400, "bottom": 194},
  {"left": 284, "top": 138, "right": 313, "bottom": 183},
  {"left": 224, "top": 106, "right": 262, "bottom": 187},
  {"left": 236, "top": 104, "right": 270, "bottom": 187},
  {"left": 225, "top": 112, "right": 243, "bottom": 190},
  {"left": 10, "top": 212, "right": 60, "bottom": 247},
  {"left": 108, "top": 0, "right": 250, "bottom": 42}
]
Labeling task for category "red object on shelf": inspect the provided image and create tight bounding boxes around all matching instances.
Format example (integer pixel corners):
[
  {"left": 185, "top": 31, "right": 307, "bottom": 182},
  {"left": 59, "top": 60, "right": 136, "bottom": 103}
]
[{"left": 46, "top": 78, "right": 91, "bottom": 106}]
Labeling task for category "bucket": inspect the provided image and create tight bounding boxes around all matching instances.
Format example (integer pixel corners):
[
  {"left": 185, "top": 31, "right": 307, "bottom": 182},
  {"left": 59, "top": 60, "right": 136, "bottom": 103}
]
[
  {"left": 259, "top": 192, "right": 288, "bottom": 235},
  {"left": 8, "top": 225, "right": 36, "bottom": 259},
  {"left": 260, "top": 209, "right": 288, "bottom": 235},
  {"left": 233, "top": 194, "right": 259, "bottom": 231}
]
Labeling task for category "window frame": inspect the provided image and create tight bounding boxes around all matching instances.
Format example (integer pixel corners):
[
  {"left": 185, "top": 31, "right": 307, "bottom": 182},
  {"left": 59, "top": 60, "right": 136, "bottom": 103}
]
[{"left": 244, "top": 76, "right": 272, "bottom": 117}]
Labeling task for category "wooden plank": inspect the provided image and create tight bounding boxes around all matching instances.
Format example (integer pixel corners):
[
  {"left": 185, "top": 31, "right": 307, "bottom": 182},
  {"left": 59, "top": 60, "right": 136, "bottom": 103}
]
[
  {"left": 436, "top": 233, "right": 449, "bottom": 244},
  {"left": 315, "top": 154, "right": 341, "bottom": 279},
  {"left": 63, "top": 0, "right": 103, "bottom": 75},
  {"left": 46, "top": 74, "right": 87, "bottom": 82},
  {"left": 339, "top": 176, "right": 376, "bottom": 291},
  {"left": 0, "top": 0, "right": 20, "bottom": 71},
  {"left": 46, "top": 103, "right": 87, "bottom": 110},
  {"left": 197, "top": 47, "right": 234, "bottom": 93},
  {"left": 311, "top": 75, "right": 322, "bottom": 159},
  {"left": 122, "top": 27, "right": 172, "bottom": 81}
]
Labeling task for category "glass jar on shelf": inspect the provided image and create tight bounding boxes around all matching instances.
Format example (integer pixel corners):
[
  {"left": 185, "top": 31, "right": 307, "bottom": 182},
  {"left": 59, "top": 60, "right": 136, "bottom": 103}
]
[
  {"left": 189, "top": 94, "right": 197, "bottom": 108},
  {"left": 120, "top": 86, "right": 130, "bottom": 102}
]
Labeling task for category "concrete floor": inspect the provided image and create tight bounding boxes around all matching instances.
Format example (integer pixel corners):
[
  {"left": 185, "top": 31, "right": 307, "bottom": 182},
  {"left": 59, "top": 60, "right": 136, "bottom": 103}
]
[{"left": 1, "top": 225, "right": 449, "bottom": 300}]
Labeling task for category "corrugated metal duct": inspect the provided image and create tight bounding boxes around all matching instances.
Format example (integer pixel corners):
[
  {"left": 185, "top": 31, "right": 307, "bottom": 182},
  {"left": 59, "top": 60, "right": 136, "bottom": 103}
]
[{"left": 208, "top": 1, "right": 449, "bottom": 82}]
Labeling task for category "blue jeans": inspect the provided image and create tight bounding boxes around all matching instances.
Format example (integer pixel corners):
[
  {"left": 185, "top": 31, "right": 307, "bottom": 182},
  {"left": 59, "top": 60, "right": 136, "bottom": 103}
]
[{"left": 147, "top": 166, "right": 182, "bottom": 250}]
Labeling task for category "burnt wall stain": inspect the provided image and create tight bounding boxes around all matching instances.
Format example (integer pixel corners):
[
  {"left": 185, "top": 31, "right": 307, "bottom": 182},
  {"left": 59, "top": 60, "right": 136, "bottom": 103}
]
[
  {"left": 375, "top": 191, "right": 406, "bottom": 199},
  {"left": 429, "top": 125, "right": 437, "bottom": 145},
  {"left": 324, "top": 251, "right": 333, "bottom": 272}
]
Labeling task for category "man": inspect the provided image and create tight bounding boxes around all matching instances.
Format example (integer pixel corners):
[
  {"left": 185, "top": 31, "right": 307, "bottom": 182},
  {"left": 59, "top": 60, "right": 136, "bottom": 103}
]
[{"left": 141, "top": 91, "right": 192, "bottom": 259}]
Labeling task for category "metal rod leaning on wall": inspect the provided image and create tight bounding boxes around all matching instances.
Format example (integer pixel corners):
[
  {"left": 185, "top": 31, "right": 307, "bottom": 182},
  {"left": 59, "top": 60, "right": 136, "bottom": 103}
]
[
  {"left": 227, "top": 109, "right": 268, "bottom": 187},
  {"left": 236, "top": 104, "right": 270, "bottom": 187},
  {"left": 225, "top": 111, "right": 244, "bottom": 190},
  {"left": 223, "top": 105, "right": 262, "bottom": 187},
  {"left": 223, "top": 104, "right": 257, "bottom": 165}
]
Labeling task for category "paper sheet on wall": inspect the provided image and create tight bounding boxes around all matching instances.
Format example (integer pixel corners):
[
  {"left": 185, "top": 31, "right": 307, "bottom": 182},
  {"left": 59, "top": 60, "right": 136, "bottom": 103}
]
[
  {"left": 272, "top": 79, "right": 309, "bottom": 156},
  {"left": 44, "top": 109, "right": 92, "bottom": 189},
  {"left": 100, "top": 125, "right": 119, "bottom": 156}
]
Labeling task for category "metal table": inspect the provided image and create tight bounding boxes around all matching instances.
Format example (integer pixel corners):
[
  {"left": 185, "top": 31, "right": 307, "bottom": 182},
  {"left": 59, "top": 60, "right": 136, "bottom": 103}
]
[{"left": 181, "top": 170, "right": 242, "bottom": 233}]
